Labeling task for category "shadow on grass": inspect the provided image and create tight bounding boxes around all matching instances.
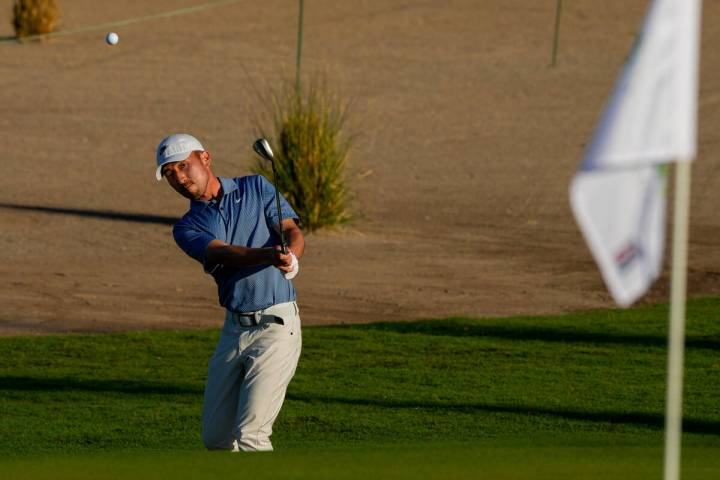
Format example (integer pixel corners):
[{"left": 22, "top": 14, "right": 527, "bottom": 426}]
[
  {"left": 286, "top": 393, "right": 720, "bottom": 436},
  {"left": 0, "top": 376, "right": 201, "bottom": 395},
  {"left": 2, "top": 376, "right": 718, "bottom": 436},
  {"left": 353, "top": 320, "right": 720, "bottom": 351},
  {"left": 0, "top": 203, "right": 178, "bottom": 225}
]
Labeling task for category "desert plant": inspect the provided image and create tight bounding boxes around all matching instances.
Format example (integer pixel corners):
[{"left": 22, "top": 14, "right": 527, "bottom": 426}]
[
  {"left": 12, "top": 0, "right": 60, "bottom": 38},
  {"left": 251, "top": 76, "right": 352, "bottom": 232}
]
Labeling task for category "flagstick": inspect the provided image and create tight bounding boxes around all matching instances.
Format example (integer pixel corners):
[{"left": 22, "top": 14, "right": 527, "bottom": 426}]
[{"left": 664, "top": 160, "right": 691, "bottom": 480}]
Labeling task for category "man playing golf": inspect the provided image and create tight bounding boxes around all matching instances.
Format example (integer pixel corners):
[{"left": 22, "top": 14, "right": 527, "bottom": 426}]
[{"left": 155, "top": 133, "right": 304, "bottom": 452}]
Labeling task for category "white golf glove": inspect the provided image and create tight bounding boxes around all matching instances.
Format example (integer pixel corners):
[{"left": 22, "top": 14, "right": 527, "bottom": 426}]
[{"left": 284, "top": 251, "right": 299, "bottom": 280}]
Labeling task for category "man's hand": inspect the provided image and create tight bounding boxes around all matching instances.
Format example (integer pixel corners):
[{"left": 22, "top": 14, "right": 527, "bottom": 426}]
[
  {"left": 271, "top": 245, "right": 295, "bottom": 273},
  {"left": 284, "top": 251, "right": 299, "bottom": 279},
  {"left": 271, "top": 246, "right": 300, "bottom": 279}
]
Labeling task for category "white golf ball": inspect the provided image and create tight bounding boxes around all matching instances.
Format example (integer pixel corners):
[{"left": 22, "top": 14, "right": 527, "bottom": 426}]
[{"left": 106, "top": 32, "right": 119, "bottom": 46}]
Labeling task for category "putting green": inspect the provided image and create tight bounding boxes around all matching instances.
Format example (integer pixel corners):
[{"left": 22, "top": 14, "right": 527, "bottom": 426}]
[
  {"left": 2, "top": 299, "right": 719, "bottom": 477},
  {"left": 3, "top": 443, "right": 719, "bottom": 480}
]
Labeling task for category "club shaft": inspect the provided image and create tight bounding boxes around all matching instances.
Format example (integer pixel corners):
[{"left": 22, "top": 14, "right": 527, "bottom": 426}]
[{"left": 271, "top": 162, "right": 287, "bottom": 254}]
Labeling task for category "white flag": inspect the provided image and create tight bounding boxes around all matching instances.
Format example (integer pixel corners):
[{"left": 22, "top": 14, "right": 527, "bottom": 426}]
[{"left": 570, "top": 0, "right": 700, "bottom": 307}]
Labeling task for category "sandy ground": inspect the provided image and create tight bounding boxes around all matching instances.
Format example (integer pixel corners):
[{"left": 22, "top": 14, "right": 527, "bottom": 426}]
[{"left": 1, "top": 0, "right": 719, "bottom": 335}]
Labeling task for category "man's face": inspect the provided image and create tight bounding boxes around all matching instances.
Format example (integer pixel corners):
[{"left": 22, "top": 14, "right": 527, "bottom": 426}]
[{"left": 161, "top": 151, "right": 212, "bottom": 200}]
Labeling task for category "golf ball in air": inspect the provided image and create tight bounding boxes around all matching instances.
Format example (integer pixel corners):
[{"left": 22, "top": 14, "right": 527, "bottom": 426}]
[{"left": 106, "top": 32, "right": 119, "bottom": 45}]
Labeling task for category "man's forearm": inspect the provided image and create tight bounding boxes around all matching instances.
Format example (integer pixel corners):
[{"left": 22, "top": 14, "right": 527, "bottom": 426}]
[
  {"left": 206, "top": 242, "right": 275, "bottom": 268},
  {"left": 285, "top": 226, "right": 305, "bottom": 259}
]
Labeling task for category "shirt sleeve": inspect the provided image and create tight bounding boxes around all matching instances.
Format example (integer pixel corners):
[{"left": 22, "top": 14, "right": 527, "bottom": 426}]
[
  {"left": 258, "top": 175, "right": 299, "bottom": 226},
  {"left": 173, "top": 222, "right": 220, "bottom": 274}
]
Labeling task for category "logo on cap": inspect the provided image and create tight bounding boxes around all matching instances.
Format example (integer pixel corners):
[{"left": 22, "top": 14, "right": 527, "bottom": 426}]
[{"left": 164, "top": 142, "right": 189, "bottom": 157}]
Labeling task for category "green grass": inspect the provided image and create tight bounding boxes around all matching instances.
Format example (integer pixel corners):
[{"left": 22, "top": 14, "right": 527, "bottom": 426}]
[
  {"left": 3, "top": 445, "right": 720, "bottom": 480},
  {"left": 1, "top": 297, "right": 719, "bottom": 478}
]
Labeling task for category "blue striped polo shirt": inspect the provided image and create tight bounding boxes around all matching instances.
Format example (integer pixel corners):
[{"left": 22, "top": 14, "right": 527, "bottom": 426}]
[{"left": 173, "top": 175, "right": 299, "bottom": 313}]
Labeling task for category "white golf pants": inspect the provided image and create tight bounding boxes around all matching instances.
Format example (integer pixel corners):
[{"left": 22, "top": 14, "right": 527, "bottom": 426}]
[{"left": 201, "top": 301, "right": 302, "bottom": 452}]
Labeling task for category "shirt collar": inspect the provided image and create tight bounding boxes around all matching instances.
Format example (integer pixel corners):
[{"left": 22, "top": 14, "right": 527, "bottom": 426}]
[
  {"left": 189, "top": 177, "right": 237, "bottom": 208},
  {"left": 218, "top": 177, "right": 238, "bottom": 195}
]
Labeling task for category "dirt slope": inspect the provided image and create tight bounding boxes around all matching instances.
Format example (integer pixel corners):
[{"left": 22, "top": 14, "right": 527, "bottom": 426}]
[{"left": 1, "top": 0, "right": 719, "bottom": 334}]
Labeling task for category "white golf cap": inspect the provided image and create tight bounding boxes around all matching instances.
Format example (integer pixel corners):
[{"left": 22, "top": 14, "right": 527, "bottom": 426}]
[{"left": 155, "top": 133, "right": 205, "bottom": 181}]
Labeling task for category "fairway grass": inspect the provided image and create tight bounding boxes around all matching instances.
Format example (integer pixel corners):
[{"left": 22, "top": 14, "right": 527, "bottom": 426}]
[
  {"left": 1, "top": 298, "right": 719, "bottom": 477},
  {"left": 3, "top": 444, "right": 720, "bottom": 480}
]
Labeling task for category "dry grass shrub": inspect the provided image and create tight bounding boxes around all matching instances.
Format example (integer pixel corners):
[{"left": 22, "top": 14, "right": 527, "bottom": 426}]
[
  {"left": 12, "top": 0, "right": 61, "bottom": 38},
  {"left": 251, "top": 76, "right": 352, "bottom": 232}
]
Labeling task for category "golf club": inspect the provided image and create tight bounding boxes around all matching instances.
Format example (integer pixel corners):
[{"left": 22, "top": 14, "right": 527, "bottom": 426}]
[{"left": 253, "top": 138, "right": 288, "bottom": 254}]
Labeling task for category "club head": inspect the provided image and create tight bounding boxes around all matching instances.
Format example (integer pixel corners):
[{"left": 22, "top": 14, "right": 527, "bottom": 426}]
[{"left": 253, "top": 138, "right": 274, "bottom": 162}]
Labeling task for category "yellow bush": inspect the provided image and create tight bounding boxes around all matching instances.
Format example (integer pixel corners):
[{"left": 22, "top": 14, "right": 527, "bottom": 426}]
[
  {"left": 252, "top": 75, "right": 353, "bottom": 232},
  {"left": 12, "top": 0, "right": 61, "bottom": 38}
]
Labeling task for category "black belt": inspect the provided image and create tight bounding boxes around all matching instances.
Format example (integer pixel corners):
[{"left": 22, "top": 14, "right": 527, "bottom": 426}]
[{"left": 231, "top": 312, "right": 284, "bottom": 327}]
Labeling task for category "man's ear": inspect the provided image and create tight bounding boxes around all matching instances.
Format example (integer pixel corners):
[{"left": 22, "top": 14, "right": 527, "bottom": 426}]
[{"left": 199, "top": 150, "right": 212, "bottom": 167}]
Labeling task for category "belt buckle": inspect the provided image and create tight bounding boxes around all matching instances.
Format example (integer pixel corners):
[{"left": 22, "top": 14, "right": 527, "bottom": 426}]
[{"left": 236, "top": 313, "right": 257, "bottom": 327}]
